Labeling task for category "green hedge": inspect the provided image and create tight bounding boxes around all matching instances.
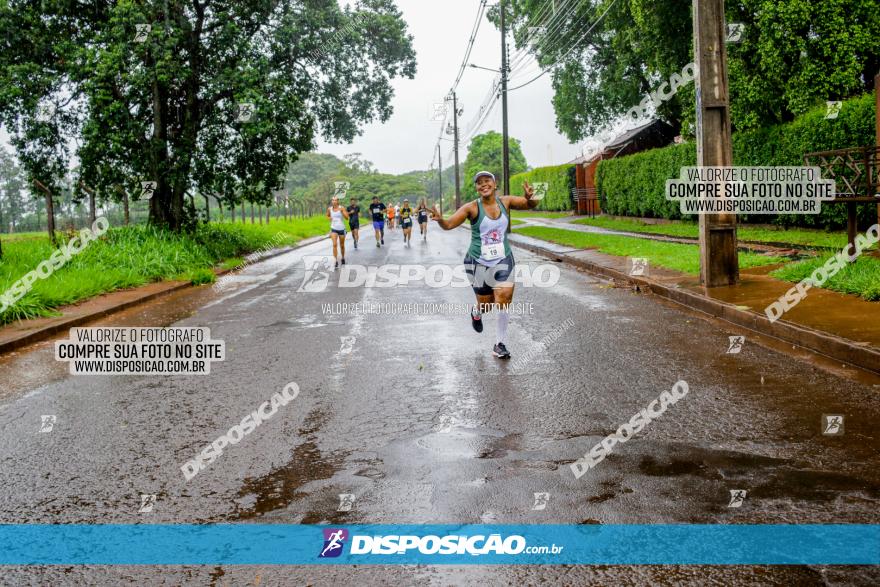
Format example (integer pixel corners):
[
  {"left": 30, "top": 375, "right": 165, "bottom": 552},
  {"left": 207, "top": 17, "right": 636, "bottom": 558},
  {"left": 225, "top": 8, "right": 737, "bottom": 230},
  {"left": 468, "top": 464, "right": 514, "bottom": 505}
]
[
  {"left": 510, "top": 164, "right": 576, "bottom": 211},
  {"left": 598, "top": 142, "right": 696, "bottom": 220},
  {"left": 597, "top": 93, "right": 877, "bottom": 228}
]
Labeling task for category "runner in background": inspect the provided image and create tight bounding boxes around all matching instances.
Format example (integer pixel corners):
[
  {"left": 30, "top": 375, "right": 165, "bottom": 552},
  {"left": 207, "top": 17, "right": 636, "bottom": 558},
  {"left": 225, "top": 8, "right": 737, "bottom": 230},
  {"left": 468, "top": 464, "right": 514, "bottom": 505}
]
[
  {"left": 430, "top": 171, "right": 538, "bottom": 359},
  {"left": 400, "top": 199, "right": 413, "bottom": 246},
  {"left": 387, "top": 202, "right": 396, "bottom": 230},
  {"left": 416, "top": 198, "right": 429, "bottom": 241},
  {"left": 369, "top": 196, "right": 386, "bottom": 247},
  {"left": 327, "top": 196, "right": 350, "bottom": 269},
  {"left": 346, "top": 196, "right": 361, "bottom": 250}
]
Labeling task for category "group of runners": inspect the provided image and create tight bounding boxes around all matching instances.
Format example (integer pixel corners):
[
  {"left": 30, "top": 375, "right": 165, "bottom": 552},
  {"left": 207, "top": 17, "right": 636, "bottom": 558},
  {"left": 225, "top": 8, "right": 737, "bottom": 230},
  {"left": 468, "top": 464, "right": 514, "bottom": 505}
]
[
  {"left": 325, "top": 171, "right": 538, "bottom": 359},
  {"left": 327, "top": 196, "right": 430, "bottom": 261}
]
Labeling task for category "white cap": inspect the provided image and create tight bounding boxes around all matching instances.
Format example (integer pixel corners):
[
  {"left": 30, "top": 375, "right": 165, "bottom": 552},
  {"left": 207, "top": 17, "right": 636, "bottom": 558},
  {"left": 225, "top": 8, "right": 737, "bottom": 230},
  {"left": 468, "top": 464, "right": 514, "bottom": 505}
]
[{"left": 473, "top": 171, "right": 496, "bottom": 184}]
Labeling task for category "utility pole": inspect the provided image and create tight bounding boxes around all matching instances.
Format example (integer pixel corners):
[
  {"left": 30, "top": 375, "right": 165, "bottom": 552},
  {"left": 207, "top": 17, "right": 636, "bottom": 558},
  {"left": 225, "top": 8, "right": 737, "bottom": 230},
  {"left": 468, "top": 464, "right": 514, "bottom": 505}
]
[
  {"left": 437, "top": 144, "right": 443, "bottom": 213},
  {"left": 500, "top": 0, "right": 510, "bottom": 196},
  {"left": 451, "top": 92, "right": 462, "bottom": 209},
  {"left": 693, "top": 0, "right": 738, "bottom": 286}
]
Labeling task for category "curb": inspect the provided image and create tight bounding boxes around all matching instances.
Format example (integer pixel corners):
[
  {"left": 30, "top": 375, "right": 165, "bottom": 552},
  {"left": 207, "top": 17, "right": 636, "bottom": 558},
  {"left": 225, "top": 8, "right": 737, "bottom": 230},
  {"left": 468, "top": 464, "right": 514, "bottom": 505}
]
[
  {"left": 510, "top": 238, "right": 880, "bottom": 376},
  {"left": 563, "top": 215, "right": 843, "bottom": 251},
  {"left": 526, "top": 218, "right": 818, "bottom": 255},
  {"left": 0, "top": 234, "right": 328, "bottom": 355}
]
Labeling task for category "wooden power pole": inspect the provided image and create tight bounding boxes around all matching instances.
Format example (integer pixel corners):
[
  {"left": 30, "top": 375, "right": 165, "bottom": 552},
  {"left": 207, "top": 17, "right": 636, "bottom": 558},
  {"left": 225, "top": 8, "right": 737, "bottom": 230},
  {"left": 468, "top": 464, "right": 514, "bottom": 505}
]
[
  {"left": 451, "top": 91, "right": 462, "bottom": 209},
  {"left": 693, "top": 0, "right": 738, "bottom": 286}
]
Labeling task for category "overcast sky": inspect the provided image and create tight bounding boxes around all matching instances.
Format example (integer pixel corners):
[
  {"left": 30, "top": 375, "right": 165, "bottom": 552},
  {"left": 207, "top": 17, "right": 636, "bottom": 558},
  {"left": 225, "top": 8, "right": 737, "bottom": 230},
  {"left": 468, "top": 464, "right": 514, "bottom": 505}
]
[
  {"left": 1, "top": 1, "right": 580, "bottom": 176},
  {"left": 316, "top": 0, "right": 580, "bottom": 174}
]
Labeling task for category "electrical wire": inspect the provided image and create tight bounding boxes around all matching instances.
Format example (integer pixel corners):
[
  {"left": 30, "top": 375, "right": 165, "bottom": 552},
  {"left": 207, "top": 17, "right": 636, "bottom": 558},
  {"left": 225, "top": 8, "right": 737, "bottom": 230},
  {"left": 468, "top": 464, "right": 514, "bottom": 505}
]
[{"left": 508, "top": 0, "right": 618, "bottom": 92}]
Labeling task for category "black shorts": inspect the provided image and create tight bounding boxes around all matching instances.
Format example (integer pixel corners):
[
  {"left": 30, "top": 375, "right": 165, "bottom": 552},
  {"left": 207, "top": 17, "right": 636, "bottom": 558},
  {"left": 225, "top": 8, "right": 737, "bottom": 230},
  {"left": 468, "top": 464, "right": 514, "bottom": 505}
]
[
  {"left": 418, "top": 217, "right": 427, "bottom": 224},
  {"left": 331, "top": 229, "right": 346, "bottom": 236},
  {"left": 402, "top": 219, "right": 412, "bottom": 228},
  {"left": 349, "top": 221, "right": 359, "bottom": 230},
  {"left": 463, "top": 253, "right": 515, "bottom": 296}
]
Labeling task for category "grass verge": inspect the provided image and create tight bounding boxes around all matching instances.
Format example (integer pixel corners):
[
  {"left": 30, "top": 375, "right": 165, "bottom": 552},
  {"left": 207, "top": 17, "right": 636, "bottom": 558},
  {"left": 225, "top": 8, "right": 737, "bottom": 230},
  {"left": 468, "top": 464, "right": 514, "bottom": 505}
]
[
  {"left": 573, "top": 216, "right": 849, "bottom": 249},
  {"left": 510, "top": 210, "right": 573, "bottom": 220},
  {"left": 770, "top": 254, "right": 880, "bottom": 301},
  {"left": 0, "top": 216, "right": 328, "bottom": 324},
  {"left": 514, "top": 225, "right": 783, "bottom": 275}
]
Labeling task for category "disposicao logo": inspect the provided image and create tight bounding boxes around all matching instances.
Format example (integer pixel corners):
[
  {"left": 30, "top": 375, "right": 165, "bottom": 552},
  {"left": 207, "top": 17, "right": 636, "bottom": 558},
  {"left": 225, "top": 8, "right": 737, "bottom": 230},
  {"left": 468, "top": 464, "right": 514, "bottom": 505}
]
[{"left": 319, "top": 528, "right": 348, "bottom": 558}]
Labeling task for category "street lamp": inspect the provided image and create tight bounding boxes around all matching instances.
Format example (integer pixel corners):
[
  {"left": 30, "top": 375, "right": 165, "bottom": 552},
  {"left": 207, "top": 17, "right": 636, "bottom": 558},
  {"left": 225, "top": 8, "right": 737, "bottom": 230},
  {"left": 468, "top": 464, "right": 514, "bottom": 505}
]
[{"left": 468, "top": 63, "right": 500, "bottom": 73}]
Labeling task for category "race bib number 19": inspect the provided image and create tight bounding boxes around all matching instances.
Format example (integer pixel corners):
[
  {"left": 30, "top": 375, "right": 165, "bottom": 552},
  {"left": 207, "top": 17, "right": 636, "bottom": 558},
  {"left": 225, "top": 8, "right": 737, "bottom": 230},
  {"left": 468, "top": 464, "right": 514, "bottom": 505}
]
[{"left": 481, "top": 242, "right": 503, "bottom": 261}]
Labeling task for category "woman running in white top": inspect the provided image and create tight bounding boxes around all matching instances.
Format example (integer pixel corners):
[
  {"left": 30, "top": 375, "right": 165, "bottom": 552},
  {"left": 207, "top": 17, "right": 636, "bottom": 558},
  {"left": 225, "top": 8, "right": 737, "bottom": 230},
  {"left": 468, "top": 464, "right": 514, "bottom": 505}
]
[{"left": 327, "top": 196, "right": 350, "bottom": 269}]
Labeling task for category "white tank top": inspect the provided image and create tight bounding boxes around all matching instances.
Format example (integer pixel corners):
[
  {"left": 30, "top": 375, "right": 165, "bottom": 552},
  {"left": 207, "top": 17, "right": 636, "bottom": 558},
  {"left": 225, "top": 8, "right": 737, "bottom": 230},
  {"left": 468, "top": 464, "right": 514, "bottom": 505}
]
[{"left": 329, "top": 207, "right": 345, "bottom": 231}]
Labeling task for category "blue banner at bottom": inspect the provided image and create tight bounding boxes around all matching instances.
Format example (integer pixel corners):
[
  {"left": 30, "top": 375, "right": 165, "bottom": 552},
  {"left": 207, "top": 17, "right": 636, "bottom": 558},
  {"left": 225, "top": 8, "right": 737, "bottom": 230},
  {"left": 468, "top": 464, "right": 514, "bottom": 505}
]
[{"left": 0, "top": 524, "right": 877, "bottom": 565}]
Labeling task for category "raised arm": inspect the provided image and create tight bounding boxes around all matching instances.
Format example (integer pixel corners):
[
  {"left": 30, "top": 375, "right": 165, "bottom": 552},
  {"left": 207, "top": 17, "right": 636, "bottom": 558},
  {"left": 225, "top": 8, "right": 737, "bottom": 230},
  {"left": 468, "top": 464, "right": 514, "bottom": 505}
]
[
  {"left": 431, "top": 201, "right": 475, "bottom": 230},
  {"left": 502, "top": 181, "right": 539, "bottom": 211}
]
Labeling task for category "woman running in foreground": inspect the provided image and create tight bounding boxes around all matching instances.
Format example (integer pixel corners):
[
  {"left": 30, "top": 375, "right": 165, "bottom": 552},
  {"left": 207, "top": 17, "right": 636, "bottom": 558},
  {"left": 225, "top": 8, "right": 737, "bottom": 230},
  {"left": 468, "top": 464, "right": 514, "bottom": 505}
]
[{"left": 430, "top": 171, "right": 537, "bottom": 359}]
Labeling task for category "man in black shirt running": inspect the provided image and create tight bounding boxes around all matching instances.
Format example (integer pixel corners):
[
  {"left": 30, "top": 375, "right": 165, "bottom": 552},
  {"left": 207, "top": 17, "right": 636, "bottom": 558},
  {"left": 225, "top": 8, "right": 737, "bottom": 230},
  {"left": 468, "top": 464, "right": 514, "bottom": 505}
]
[
  {"left": 346, "top": 197, "right": 361, "bottom": 249},
  {"left": 368, "top": 196, "right": 386, "bottom": 247}
]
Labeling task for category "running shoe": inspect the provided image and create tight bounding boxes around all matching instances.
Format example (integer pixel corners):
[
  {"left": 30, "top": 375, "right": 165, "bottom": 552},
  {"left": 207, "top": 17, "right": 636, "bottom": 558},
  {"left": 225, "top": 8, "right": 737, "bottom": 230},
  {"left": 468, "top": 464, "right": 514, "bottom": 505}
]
[
  {"left": 493, "top": 343, "right": 511, "bottom": 359},
  {"left": 354, "top": 242, "right": 358, "bottom": 249},
  {"left": 341, "top": 258, "right": 346, "bottom": 265},
  {"left": 334, "top": 260, "right": 339, "bottom": 269},
  {"left": 381, "top": 238, "right": 384, "bottom": 245},
  {"left": 376, "top": 241, "right": 380, "bottom": 248},
  {"left": 470, "top": 310, "right": 483, "bottom": 333}
]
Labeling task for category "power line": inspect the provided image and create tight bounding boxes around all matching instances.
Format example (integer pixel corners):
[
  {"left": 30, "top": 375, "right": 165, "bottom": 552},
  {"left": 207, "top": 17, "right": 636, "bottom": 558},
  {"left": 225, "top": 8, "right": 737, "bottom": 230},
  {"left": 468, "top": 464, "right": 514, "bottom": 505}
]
[
  {"left": 508, "top": 0, "right": 603, "bottom": 80},
  {"left": 507, "top": 0, "right": 585, "bottom": 74},
  {"left": 508, "top": 0, "right": 618, "bottom": 92},
  {"left": 450, "top": 0, "right": 489, "bottom": 94},
  {"left": 440, "top": 0, "right": 561, "bottom": 166}
]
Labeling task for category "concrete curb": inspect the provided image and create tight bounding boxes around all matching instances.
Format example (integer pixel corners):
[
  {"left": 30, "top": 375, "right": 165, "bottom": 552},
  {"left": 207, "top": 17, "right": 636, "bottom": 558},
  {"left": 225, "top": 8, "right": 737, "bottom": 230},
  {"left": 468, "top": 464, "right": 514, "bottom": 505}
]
[
  {"left": 511, "top": 238, "right": 880, "bottom": 375},
  {"left": 0, "top": 234, "right": 328, "bottom": 355}
]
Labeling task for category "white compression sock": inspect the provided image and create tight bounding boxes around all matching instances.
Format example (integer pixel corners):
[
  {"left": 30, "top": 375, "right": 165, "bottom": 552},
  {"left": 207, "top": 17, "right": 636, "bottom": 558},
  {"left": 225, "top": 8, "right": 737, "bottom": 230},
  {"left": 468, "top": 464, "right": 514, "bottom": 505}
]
[{"left": 497, "top": 310, "right": 509, "bottom": 344}]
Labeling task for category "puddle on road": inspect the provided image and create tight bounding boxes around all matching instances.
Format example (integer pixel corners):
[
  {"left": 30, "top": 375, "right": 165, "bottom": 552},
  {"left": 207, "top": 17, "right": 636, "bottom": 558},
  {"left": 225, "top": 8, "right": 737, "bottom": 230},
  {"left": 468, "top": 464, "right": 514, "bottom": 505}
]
[
  {"left": 231, "top": 439, "right": 345, "bottom": 521},
  {"left": 230, "top": 408, "right": 350, "bottom": 523},
  {"left": 414, "top": 426, "right": 518, "bottom": 461},
  {"left": 636, "top": 445, "right": 880, "bottom": 520}
]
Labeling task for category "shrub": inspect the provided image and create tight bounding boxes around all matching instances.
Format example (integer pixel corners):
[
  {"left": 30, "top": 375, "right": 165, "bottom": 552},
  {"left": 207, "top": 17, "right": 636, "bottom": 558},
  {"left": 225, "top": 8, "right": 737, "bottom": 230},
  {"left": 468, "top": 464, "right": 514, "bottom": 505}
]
[
  {"left": 510, "top": 164, "right": 576, "bottom": 211},
  {"left": 597, "top": 93, "right": 877, "bottom": 229}
]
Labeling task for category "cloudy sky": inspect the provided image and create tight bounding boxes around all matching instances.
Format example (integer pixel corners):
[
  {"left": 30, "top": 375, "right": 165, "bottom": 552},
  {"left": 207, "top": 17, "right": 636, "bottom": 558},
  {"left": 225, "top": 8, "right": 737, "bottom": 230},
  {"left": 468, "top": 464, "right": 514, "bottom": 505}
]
[{"left": 316, "top": 0, "right": 580, "bottom": 174}]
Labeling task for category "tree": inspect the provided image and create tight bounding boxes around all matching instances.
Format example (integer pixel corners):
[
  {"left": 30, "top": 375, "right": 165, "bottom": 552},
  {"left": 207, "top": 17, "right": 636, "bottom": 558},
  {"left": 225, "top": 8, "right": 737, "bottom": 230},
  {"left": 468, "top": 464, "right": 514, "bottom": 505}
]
[
  {"left": 495, "top": 0, "right": 691, "bottom": 142},
  {"left": 342, "top": 153, "right": 377, "bottom": 175},
  {"left": 401, "top": 167, "right": 453, "bottom": 208},
  {"left": 727, "top": 0, "right": 880, "bottom": 130},
  {"left": 284, "top": 153, "right": 347, "bottom": 197},
  {"left": 0, "top": 147, "right": 25, "bottom": 257},
  {"left": 498, "top": 0, "right": 879, "bottom": 141},
  {"left": 462, "top": 131, "right": 528, "bottom": 199},
  {"left": 0, "top": 147, "right": 26, "bottom": 235},
  {"left": 0, "top": 0, "right": 417, "bottom": 231},
  {"left": 304, "top": 171, "right": 427, "bottom": 208}
]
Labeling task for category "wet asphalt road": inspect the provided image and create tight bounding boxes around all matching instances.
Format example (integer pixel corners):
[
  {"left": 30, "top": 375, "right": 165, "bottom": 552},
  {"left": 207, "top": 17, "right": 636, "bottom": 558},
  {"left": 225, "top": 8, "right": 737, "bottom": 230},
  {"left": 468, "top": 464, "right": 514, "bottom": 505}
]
[{"left": 1, "top": 223, "right": 879, "bottom": 585}]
